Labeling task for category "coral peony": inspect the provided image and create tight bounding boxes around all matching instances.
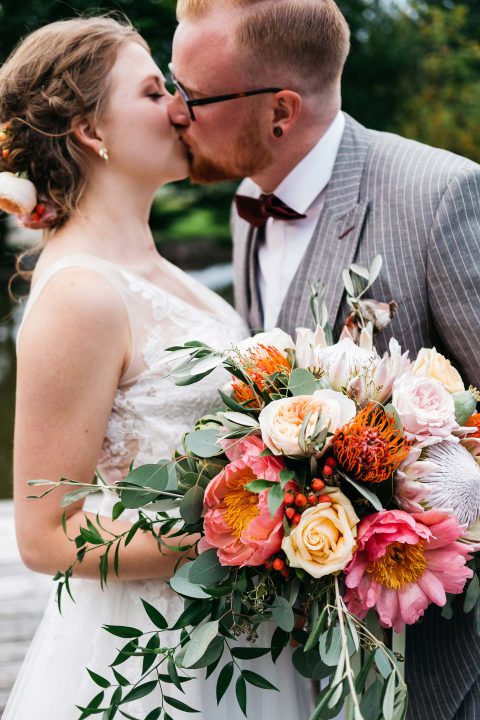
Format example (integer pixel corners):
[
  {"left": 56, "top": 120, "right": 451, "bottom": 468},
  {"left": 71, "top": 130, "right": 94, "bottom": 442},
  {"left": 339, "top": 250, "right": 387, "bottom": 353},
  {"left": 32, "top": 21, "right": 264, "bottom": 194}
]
[
  {"left": 201, "top": 437, "right": 287, "bottom": 566},
  {"left": 344, "top": 509, "right": 472, "bottom": 632}
]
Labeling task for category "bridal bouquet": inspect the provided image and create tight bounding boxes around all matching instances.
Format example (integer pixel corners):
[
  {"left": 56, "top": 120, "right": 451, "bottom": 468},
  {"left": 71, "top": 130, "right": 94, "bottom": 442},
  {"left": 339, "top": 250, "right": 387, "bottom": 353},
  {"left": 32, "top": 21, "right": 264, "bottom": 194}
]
[{"left": 50, "top": 257, "right": 480, "bottom": 720}]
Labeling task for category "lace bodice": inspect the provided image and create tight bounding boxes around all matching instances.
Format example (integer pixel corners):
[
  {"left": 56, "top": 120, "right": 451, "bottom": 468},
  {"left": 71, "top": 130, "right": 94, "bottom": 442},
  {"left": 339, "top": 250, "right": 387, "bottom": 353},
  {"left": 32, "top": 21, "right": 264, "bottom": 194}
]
[{"left": 18, "top": 251, "right": 247, "bottom": 485}]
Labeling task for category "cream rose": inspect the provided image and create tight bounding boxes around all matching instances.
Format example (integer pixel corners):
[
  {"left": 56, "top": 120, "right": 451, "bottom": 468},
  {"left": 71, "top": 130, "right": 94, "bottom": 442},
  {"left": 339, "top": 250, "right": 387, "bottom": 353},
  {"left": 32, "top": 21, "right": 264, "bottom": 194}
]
[
  {"left": 259, "top": 389, "right": 356, "bottom": 457},
  {"left": 411, "top": 348, "right": 464, "bottom": 394},
  {"left": 282, "top": 488, "right": 359, "bottom": 578}
]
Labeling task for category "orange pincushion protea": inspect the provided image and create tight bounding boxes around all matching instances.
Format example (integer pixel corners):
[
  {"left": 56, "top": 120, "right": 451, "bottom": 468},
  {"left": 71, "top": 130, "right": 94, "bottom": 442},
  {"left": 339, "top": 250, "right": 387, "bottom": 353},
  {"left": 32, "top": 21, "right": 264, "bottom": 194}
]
[
  {"left": 332, "top": 404, "right": 410, "bottom": 484},
  {"left": 465, "top": 413, "right": 480, "bottom": 438},
  {"left": 232, "top": 344, "right": 291, "bottom": 408}
]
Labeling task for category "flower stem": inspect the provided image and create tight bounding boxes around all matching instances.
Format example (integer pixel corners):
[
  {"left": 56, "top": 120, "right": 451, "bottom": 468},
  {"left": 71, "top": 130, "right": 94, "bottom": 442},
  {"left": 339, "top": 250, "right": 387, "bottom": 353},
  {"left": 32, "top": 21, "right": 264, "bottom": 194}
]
[{"left": 334, "top": 575, "right": 363, "bottom": 717}]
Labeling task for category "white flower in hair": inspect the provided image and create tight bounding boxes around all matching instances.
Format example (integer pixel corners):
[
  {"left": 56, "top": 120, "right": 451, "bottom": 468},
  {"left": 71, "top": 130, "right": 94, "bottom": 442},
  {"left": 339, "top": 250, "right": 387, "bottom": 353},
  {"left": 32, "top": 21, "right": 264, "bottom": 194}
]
[{"left": 0, "top": 171, "right": 37, "bottom": 215}]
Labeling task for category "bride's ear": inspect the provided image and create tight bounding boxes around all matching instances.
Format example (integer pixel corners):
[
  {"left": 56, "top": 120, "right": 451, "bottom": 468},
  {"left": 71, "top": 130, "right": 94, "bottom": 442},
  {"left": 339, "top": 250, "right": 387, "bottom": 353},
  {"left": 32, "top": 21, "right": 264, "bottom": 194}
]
[{"left": 71, "top": 116, "right": 105, "bottom": 157}]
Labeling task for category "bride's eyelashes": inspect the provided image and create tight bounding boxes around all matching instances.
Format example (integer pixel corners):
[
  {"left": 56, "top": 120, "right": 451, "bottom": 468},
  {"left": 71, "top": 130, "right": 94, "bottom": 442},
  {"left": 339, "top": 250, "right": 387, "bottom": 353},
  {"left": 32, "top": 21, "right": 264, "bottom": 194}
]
[{"left": 147, "top": 92, "right": 164, "bottom": 101}]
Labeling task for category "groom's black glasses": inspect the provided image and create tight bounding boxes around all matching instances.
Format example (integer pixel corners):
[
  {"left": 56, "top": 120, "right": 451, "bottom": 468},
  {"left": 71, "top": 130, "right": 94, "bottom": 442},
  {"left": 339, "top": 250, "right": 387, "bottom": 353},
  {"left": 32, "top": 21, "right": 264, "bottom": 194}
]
[{"left": 168, "top": 64, "right": 282, "bottom": 122}]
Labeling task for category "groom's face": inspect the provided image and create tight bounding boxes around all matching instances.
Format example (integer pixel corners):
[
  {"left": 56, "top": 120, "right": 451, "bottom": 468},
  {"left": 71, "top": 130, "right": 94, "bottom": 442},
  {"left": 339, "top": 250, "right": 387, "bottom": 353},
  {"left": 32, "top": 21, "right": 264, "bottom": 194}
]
[{"left": 169, "top": 17, "right": 273, "bottom": 183}]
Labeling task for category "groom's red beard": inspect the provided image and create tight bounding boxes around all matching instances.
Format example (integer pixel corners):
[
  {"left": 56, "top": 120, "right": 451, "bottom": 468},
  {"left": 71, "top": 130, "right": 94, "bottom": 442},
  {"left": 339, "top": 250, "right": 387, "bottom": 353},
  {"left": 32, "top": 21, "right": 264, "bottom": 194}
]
[{"left": 183, "top": 115, "right": 273, "bottom": 184}]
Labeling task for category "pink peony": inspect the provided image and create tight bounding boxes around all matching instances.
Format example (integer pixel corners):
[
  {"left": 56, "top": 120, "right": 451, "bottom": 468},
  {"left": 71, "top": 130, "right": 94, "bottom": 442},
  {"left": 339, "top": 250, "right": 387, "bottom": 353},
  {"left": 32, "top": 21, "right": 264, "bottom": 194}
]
[
  {"left": 201, "top": 437, "right": 288, "bottom": 566},
  {"left": 344, "top": 509, "right": 472, "bottom": 632}
]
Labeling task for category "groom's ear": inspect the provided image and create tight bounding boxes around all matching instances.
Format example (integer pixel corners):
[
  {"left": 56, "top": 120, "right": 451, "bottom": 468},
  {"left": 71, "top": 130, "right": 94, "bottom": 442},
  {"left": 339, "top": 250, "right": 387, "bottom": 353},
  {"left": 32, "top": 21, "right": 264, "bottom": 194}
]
[
  {"left": 71, "top": 116, "right": 105, "bottom": 156},
  {"left": 271, "top": 91, "right": 302, "bottom": 137}
]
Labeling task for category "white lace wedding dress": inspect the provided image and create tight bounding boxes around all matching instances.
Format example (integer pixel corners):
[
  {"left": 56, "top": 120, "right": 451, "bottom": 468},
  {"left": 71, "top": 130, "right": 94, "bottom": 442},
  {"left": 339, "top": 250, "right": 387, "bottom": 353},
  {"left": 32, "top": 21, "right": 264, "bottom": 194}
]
[{"left": 3, "top": 254, "right": 314, "bottom": 720}]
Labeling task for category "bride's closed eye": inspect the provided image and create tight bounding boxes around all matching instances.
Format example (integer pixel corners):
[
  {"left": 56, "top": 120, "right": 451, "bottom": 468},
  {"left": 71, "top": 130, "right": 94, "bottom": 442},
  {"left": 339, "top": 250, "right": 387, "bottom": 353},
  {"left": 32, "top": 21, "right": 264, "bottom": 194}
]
[{"left": 147, "top": 92, "right": 164, "bottom": 101}]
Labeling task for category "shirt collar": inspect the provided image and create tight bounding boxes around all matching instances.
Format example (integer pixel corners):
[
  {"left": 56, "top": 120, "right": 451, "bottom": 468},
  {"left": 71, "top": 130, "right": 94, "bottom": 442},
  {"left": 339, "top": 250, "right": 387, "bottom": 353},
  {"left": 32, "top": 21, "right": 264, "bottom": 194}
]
[{"left": 243, "top": 110, "right": 345, "bottom": 215}]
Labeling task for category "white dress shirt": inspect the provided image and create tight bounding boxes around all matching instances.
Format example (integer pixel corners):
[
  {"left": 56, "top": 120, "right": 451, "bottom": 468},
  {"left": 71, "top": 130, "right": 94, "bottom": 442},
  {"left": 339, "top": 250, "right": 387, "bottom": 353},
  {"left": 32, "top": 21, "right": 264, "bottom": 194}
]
[{"left": 241, "top": 111, "right": 345, "bottom": 330}]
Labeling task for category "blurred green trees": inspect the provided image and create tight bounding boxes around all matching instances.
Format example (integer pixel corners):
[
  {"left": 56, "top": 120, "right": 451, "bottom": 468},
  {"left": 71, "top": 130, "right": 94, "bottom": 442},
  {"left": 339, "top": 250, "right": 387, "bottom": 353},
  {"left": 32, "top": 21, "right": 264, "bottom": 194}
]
[{"left": 0, "top": 0, "right": 479, "bottom": 265}]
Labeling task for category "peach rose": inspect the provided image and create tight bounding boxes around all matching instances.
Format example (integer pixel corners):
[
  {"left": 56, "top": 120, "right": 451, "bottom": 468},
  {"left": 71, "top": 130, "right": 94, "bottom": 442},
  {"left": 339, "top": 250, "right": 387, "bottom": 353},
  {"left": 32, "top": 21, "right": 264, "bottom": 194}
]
[
  {"left": 411, "top": 348, "right": 464, "bottom": 394},
  {"left": 282, "top": 488, "right": 359, "bottom": 578},
  {"left": 259, "top": 389, "right": 356, "bottom": 457}
]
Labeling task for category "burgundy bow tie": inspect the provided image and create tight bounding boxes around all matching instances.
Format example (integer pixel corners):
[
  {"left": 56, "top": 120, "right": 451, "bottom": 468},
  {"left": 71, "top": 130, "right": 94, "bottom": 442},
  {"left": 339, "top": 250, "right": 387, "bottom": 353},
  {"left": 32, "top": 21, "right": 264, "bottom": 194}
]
[{"left": 234, "top": 193, "right": 307, "bottom": 228}]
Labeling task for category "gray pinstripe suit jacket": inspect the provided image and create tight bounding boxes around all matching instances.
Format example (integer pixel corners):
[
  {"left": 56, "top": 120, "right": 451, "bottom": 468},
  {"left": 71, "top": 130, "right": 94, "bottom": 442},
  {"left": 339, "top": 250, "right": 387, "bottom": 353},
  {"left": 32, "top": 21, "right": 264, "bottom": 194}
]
[{"left": 232, "top": 113, "right": 480, "bottom": 720}]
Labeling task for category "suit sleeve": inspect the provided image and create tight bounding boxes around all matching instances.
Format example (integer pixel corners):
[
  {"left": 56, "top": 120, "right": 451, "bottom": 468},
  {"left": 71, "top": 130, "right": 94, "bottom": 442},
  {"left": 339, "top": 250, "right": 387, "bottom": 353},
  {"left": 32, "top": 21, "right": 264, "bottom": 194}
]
[{"left": 427, "top": 166, "right": 480, "bottom": 388}]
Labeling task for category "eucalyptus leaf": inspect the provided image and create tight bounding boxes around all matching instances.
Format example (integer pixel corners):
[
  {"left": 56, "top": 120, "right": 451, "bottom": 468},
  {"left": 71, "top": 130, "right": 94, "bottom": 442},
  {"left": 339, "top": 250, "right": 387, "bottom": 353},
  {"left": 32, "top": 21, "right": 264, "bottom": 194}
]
[
  {"left": 268, "top": 483, "right": 285, "bottom": 517},
  {"left": 180, "top": 484, "right": 205, "bottom": 524},
  {"left": 288, "top": 368, "right": 318, "bottom": 396},
  {"left": 292, "top": 647, "right": 322, "bottom": 678},
  {"left": 182, "top": 621, "right": 220, "bottom": 668},
  {"left": 359, "top": 679, "right": 383, "bottom": 719},
  {"left": 189, "top": 635, "right": 224, "bottom": 670},
  {"left": 375, "top": 648, "right": 393, "bottom": 679},
  {"left": 222, "top": 411, "right": 259, "bottom": 427},
  {"left": 120, "top": 463, "right": 175, "bottom": 509},
  {"left": 169, "top": 563, "right": 210, "bottom": 599},
  {"left": 271, "top": 596, "right": 295, "bottom": 632},
  {"left": 453, "top": 390, "right": 477, "bottom": 426},
  {"left": 146, "top": 498, "right": 181, "bottom": 512},
  {"left": 382, "top": 671, "right": 397, "bottom": 720},
  {"left": 189, "top": 548, "right": 230, "bottom": 585},
  {"left": 185, "top": 429, "right": 223, "bottom": 458},
  {"left": 319, "top": 626, "right": 342, "bottom": 666}
]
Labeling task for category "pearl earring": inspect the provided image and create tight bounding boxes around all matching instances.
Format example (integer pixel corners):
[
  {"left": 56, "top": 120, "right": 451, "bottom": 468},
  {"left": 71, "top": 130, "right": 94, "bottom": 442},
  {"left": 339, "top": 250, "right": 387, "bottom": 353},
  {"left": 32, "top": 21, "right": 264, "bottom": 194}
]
[{"left": 99, "top": 147, "right": 109, "bottom": 162}]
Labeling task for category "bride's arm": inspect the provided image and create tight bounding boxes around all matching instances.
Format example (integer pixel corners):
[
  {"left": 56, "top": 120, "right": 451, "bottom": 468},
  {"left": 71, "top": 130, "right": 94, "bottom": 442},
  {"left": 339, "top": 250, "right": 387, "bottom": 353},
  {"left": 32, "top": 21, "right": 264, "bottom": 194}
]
[{"left": 14, "top": 268, "right": 190, "bottom": 581}]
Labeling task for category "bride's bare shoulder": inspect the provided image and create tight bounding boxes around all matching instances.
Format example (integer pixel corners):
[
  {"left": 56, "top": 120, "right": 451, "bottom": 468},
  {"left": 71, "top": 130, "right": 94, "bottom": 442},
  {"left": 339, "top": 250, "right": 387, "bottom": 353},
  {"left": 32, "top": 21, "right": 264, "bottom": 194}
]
[{"left": 19, "top": 262, "right": 128, "bottom": 354}]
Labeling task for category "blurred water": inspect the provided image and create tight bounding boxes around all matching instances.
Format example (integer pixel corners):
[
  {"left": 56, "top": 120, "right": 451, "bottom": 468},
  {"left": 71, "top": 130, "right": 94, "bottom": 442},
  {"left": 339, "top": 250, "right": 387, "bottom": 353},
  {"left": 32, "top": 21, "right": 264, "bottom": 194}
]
[{"left": 0, "top": 263, "right": 234, "bottom": 500}]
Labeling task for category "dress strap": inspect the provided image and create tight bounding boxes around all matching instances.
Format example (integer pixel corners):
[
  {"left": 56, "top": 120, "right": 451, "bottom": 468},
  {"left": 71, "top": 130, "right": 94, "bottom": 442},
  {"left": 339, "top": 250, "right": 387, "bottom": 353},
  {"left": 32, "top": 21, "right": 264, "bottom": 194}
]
[{"left": 16, "top": 254, "right": 136, "bottom": 380}]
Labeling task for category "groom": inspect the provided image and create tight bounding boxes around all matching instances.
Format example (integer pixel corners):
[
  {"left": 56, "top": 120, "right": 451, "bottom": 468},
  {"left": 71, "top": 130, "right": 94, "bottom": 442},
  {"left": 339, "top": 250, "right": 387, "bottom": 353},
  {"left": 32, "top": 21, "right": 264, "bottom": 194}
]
[{"left": 168, "top": 0, "right": 480, "bottom": 718}]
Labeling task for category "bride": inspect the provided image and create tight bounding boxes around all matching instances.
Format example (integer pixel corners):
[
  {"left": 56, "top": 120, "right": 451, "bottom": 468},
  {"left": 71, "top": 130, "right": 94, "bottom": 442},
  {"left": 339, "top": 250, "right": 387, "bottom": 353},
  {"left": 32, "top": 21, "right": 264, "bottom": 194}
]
[{"left": 0, "top": 16, "right": 313, "bottom": 720}]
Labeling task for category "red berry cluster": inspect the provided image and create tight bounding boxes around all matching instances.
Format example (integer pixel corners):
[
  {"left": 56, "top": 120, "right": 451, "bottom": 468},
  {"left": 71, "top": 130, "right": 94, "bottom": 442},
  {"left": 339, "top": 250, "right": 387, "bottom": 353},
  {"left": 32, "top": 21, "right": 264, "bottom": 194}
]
[
  {"left": 30, "top": 203, "right": 46, "bottom": 224},
  {"left": 264, "top": 556, "right": 291, "bottom": 578},
  {"left": 264, "top": 456, "right": 339, "bottom": 575},
  {"left": 282, "top": 456, "right": 338, "bottom": 523}
]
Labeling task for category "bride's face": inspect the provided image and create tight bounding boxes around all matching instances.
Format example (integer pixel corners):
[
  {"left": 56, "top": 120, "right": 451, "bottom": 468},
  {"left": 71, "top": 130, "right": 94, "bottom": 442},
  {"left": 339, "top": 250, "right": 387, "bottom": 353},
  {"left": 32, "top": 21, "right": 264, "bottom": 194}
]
[{"left": 99, "top": 41, "right": 189, "bottom": 186}]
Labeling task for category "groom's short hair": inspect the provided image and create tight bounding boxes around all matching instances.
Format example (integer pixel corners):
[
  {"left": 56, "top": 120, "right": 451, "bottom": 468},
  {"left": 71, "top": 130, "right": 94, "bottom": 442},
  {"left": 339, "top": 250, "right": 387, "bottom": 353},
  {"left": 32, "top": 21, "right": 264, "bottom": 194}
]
[{"left": 176, "top": 0, "right": 350, "bottom": 94}]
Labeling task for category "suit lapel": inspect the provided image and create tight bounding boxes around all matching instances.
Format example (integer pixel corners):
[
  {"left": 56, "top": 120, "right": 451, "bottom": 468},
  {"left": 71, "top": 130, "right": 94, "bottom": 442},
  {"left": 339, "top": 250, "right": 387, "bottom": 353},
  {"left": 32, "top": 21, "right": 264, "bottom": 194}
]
[{"left": 276, "top": 114, "right": 373, "bottom": 336}]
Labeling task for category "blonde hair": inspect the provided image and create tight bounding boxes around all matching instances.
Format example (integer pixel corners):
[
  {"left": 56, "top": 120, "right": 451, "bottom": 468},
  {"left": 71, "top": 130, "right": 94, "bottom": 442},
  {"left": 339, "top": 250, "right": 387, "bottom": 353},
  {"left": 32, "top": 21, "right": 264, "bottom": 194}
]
[
  {"left": 176, "top": 0, "right": 350, "bottom": 93},
  {"left": 0, "top": 16, "right": 148, "bottom": 228}
]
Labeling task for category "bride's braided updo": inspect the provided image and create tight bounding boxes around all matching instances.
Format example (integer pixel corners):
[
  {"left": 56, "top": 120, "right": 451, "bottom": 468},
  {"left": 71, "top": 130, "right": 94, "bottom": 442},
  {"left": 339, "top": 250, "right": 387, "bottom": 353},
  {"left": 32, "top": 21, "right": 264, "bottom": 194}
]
[{"left": 0, "top": 16, "right": 148, "bottom": 229}]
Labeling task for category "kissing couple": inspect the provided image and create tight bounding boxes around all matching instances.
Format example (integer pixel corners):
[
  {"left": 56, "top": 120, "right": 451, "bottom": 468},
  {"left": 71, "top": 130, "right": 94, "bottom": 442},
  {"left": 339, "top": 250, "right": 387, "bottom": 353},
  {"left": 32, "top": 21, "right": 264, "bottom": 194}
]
[{"left": 1, "top": 2, "right": 480, "bottom": 719}]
